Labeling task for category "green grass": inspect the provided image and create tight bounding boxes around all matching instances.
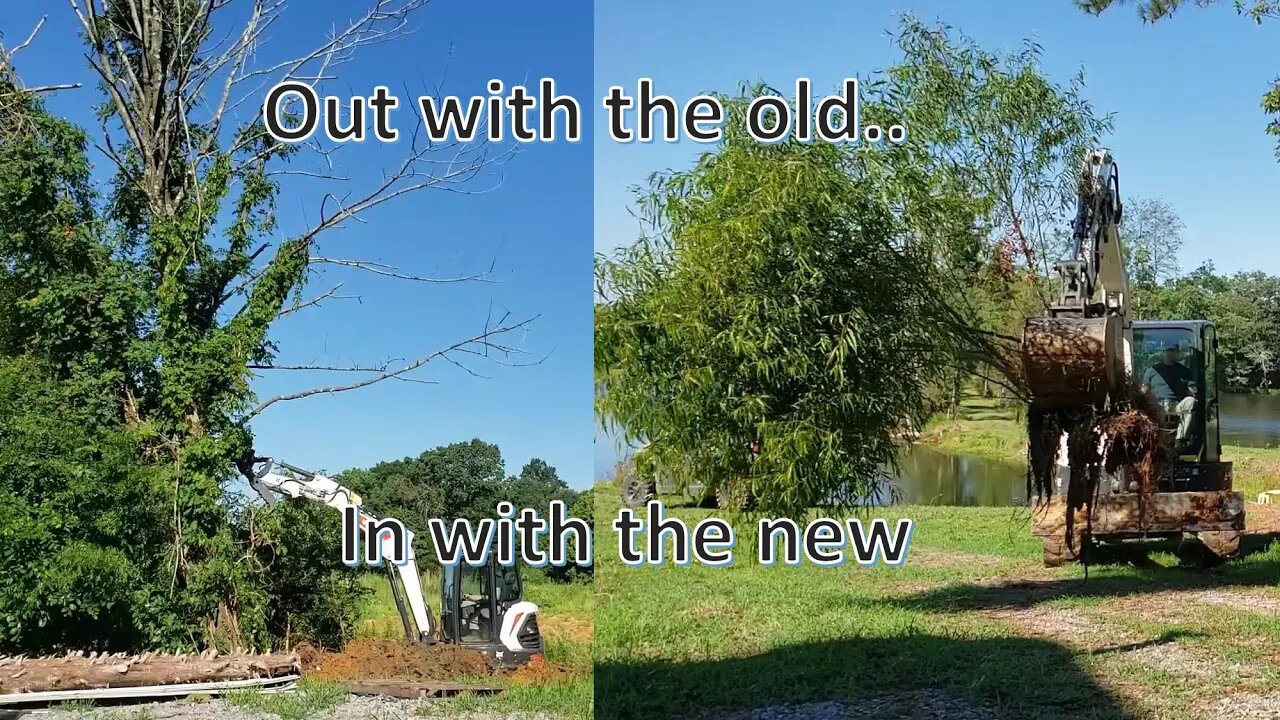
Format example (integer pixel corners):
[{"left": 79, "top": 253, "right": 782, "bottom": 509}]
[
  {"left": 353, "top": 568, "right": 593, "bottom": 720},
  {"left": 594, "top": 480, "right": 1280, "bottom": 720},
  {"left": 920, "top": 395, "right": 1280, "bottom": 500},
  {"left": 223, "top": 677, "right": 346, "bottom": 720}
]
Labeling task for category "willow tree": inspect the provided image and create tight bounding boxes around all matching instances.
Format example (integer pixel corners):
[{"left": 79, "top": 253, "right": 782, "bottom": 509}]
[
  {"left": 595, "top": 18, "right": 1111, "bottom": 515},
  {"left": 0, "top": 1, "right": 524, "bottom": 651}
]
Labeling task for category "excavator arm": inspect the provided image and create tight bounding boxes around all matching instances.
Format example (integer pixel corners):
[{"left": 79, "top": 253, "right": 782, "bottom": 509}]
[
  {"left": 1023, "top": 148, "right": 1133, "bottom": 409},
  {"left": 238, "top": 456, "right": 438, "bottom": 644}
]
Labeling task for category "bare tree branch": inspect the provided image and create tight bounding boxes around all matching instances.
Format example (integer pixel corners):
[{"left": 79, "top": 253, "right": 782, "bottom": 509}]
[
  {"left": 309, "top": 256, "right": 497, "bottom": 284},
  {"left": 244, "top": 312, "right": 538, "bottom": 419},
  {"left": 276, "top": 283, "right": 360, "bottom": 317}
]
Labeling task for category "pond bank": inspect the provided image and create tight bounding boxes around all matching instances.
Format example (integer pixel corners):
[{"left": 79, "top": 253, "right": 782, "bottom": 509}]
[{"left": 918, "top": 408, "right": 1280, "bottom": 501}]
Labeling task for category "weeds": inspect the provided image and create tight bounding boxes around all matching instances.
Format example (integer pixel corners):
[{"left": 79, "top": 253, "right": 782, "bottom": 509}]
[{"left": 223, "top": 678, "right": 346, "bottom": 720}]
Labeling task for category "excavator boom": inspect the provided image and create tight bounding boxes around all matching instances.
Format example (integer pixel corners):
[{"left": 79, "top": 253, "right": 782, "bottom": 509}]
[
  {"left": 1021, "top": 148, "right": 1243, "bottom": 566},
  {"left": 242, "top": 458, "right": 437, "bottom": 644},
  {"left": 1023, "top": 149, "right": 1132, "bottom": 410},
  {"left": 236, "top": 456, "right": 544, "bottom": 666}
]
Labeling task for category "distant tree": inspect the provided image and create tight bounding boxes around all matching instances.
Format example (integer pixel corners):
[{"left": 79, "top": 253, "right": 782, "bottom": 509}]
[
  {"left": 1078, "top": 1, "right": 1280, "bottom": 158},
  {"left": 1144, "top": 263, "right": 1280, "bottom": 388},
  {"left": 1121, "top": 196, "right": 1185, "bottom": 312},
  {"left": 350, "top": 439, "right": 508, "bottom": 530},
  {"left": 542, "top": 487, "right": 595, "bottom": 584},
  {"left": 503, "top": 459, "right": 578, "bottom": 512}
]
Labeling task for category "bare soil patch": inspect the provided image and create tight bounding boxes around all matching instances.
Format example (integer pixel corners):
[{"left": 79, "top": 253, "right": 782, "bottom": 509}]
[
  {"left": 1099, "top": 587, "right": 1280, "bottom": 624},
  {"left": 1245, "top": 501, "right": 1280, "bottom": 534},
  {"left": 298, "top": 638, "right": 494, "bottom": 682},
  {"left": 980, "top": 605, "right": 1143, "bottom": 651},
  {"left": 1198, "top": 691, "right": 1280, "bottom": 720}
]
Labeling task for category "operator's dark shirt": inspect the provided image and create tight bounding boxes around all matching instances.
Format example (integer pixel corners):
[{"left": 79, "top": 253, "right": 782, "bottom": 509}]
[{"left": 1142, "top": 362, "right": 1192, "bottom": 402}]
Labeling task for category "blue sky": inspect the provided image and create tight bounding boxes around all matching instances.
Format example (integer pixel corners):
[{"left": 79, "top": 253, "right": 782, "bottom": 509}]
[
  {"left": 3, "top": 1, "right": 594, "bottom": 487},
  {"left": 594, "top": 0, "right": 1280, "bottom": 476}
]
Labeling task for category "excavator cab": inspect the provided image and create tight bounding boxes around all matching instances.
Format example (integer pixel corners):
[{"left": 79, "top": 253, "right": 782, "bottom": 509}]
[
  {"left": 1130, "top": 320, "right": 1231, "bottom": 491},
  {"left": 439, "top": 557, "right": 543, "bottom": 668}
]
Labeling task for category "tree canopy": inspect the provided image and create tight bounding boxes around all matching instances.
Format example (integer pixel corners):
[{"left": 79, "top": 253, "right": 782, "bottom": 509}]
[{"left": 595, "top": 18, "right": 1110, "bottom": 515}]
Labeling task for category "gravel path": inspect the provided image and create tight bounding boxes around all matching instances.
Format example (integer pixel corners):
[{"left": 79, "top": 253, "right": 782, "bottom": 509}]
[
  {"left": 1, "top": 695, "right": 553, "bottom": 720},
  {"left": 713, "top": 690, "right": 998, "bottom": 720}
]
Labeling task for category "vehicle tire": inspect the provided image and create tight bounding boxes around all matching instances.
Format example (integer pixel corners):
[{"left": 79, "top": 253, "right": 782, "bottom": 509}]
[{"left": 621, "top": 475, "right": 656, "bottom": 508}]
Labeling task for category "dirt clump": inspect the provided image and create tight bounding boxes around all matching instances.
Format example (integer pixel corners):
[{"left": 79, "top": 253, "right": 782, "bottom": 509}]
[
  {"left": 299, "top": 638, "right": 495, "bottom": 682},
  {"left": 1026, "top": 384, "right": 1166, "bottom": 558},
  {"left": 507, "top": 654, "right": 576, "bottom": 685}
]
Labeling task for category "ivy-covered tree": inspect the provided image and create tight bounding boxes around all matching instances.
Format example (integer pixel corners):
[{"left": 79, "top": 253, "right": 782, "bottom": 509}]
[{"left": 0, "top": 1, "right": 525, "bottom": 652}]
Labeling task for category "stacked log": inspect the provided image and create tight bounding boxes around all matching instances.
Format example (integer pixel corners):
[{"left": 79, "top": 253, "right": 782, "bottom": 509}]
[{"left": 0, "top": 650, "right": 300, "bottom": 694}]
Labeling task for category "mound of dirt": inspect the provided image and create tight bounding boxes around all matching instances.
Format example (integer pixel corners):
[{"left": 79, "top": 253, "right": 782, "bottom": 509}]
[
  {"left": 298, "top": 638, "right": 494, "bottom": 682},
  {"left": 508, "top": 654, "right": 577, "bottom": 685}
]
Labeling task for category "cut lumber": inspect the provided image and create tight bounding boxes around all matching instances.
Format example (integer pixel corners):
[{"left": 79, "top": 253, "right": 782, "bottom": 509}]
[
  {"left": 0, "top": 652, "right": 299, "bottom": 694},
  {"left": 0, "top": 674, "right": 300, "bottom": 706}
]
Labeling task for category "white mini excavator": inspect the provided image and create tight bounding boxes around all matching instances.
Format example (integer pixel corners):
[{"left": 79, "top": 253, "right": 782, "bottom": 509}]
[
  {"left": 237, "top": 456, "right": 544, "bottom": 668},
  {"left": 1021, "top": 148, "right": 1244, "bottom": 566}
]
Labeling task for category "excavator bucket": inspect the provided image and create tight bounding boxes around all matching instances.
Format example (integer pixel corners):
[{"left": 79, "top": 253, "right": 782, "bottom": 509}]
[{"left": 1022, "top": 315, "right": 1125, "bottom": 409}]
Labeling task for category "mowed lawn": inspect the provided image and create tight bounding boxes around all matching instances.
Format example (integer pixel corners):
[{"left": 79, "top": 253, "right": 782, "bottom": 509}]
[{"left": 594, "top": 484, "right": 1280, "bottom": 720}]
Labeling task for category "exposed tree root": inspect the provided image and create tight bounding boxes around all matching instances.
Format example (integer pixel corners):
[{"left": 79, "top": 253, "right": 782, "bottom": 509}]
[{"left": 1027, "top": 384, "right": 1165, "bottom": 560}]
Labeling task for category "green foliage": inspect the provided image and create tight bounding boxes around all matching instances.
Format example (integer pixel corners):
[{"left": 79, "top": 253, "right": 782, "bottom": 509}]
[
  {"left": 880, "top": 17, "right": 1112, "bottom": 276},
  {"left": 595, "top": 17, "right": 1109, "bottom": 515},
  {"left": 0, "top": 8, "right": 374, "bottom": 653},
  {"left": 1142, "top": 263, "right": 1280, "bottom": 389},
  {"left": 249, "top": 501, "right": 371, "bottom": 650},
  {"left": 0, "top": 357, "right": 177, "bottom": 650},
  {"left": 543, "top": 487, "right": 596, "bottom": 585},
  {"left": 597, "top": 106, "right": 959, "bottom": 515}
]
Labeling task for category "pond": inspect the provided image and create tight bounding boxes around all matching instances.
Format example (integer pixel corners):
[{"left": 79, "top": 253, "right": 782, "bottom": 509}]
[{"left": 888, "top": 393, "right": 1280, "bottom": 507}]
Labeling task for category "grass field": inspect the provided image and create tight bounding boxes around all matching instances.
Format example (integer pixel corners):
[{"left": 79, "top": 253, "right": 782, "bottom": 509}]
[
  {"left": 354, "top": 569, "right": 593, "bottom": 720},
  {"left": 594, "top": 482, "right": 1280, "bottom": 719},
  {"left": 920, "top": 395, "right": 1280, "bottom": 500}
]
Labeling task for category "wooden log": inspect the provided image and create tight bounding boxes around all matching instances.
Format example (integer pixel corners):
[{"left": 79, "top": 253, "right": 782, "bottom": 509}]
[{"left": 0, "top": 652, "right": 300, "bottom": 694}]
